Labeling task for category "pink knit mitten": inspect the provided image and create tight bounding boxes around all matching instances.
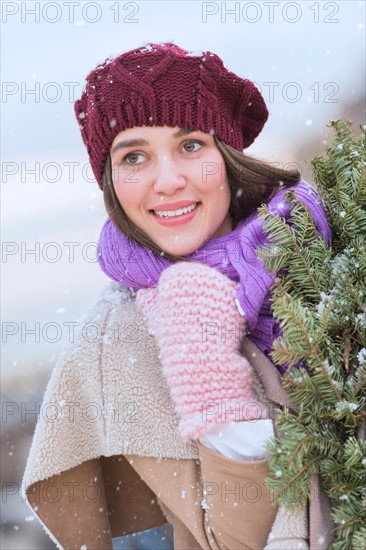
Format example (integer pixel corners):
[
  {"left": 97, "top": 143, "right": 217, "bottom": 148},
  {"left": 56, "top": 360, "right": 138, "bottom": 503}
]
[{"left": 136, "top": 262, "right": 269, "bottom": 441}]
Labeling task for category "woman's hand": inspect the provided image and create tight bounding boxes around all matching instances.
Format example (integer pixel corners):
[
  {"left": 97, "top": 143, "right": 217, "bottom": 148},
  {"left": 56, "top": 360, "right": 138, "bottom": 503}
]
[{"left": 136, "top": 262, "right": 269, "bottom": 441}]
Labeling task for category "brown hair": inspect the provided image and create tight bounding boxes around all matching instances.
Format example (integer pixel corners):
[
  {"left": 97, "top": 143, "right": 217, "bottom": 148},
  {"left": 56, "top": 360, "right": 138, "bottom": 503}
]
[{"left": 102, "top": 136, "right": 301, "bottom": 262}]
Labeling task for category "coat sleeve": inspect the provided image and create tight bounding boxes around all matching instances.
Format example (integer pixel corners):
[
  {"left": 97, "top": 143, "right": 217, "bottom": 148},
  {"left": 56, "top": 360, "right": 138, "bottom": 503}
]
[
  {"left": 21, "top": 284, "right": 119, "bottom": 548},
  {"left": 26, "top": 459, "right": 113, "bottom": 549}
]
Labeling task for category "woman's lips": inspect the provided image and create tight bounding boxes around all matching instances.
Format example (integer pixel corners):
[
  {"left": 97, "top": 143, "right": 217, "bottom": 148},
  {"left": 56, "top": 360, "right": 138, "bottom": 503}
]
[{"left": 150, "top": 203, "right": 201, "bottom": 227}]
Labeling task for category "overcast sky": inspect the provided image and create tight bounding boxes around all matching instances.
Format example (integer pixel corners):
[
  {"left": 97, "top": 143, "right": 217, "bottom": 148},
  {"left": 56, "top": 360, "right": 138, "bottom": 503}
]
[{"left": 2, "top": 1, "right": 365, "bottom": 158}]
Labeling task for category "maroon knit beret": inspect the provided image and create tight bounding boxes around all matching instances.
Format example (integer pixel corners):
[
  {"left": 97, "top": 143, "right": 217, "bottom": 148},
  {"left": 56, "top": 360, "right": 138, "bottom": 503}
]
[{"left": 74, "top": 42, "right": 268, "bottom": 189}]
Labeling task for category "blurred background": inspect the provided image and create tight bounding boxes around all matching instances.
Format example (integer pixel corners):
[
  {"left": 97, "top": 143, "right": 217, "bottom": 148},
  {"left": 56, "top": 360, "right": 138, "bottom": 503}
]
[{"left": 1, "top": 0, "right": 365, "bottom": 547}]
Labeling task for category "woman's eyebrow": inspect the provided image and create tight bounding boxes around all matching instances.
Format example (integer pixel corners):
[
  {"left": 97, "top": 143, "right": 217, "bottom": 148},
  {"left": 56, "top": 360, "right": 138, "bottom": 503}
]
[
  {"left": 173, "top": 128, "right": 195, "bottom": 138},
  {"left": 110, "top": 138, "right": 147, "bottom": 155},
  {"left": 110, "top": 129, "right": 195, "bottom": 155}
]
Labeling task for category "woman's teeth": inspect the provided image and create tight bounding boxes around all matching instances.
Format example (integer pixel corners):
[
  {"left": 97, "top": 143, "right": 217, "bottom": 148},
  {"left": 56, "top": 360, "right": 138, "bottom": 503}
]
[{"left": 154, "top": 203, "right": 197, "bottom": 218}]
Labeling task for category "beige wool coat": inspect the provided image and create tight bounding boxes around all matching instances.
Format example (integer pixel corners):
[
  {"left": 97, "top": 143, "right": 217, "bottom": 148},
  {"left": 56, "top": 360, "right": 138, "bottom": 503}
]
[{"left": 22, "top": 282, "right": 335, "bottom": 549}]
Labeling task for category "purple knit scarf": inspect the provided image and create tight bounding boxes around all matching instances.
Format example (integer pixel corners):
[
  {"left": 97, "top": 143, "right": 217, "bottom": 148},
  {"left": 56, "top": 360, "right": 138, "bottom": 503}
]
[{"left": 97, "top": 181, "right": 331, "bottom": 336}]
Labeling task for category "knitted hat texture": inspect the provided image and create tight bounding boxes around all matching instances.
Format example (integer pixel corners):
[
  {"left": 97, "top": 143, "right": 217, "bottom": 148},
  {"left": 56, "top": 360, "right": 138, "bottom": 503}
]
[{"left": 74, "top": 42, "right": 268, "bottom": 189}]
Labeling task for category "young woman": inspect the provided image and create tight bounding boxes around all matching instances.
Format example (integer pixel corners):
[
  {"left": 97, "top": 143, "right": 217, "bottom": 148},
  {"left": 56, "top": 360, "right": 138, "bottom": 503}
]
[{"left": 23, "top": 42, "right": 334, "bottom": 549}]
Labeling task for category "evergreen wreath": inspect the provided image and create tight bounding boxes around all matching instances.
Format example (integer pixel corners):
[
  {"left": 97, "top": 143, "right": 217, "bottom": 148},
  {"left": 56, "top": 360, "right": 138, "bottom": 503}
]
[{"left": 258, "top": 120, "right": 366, "bottom": 549}]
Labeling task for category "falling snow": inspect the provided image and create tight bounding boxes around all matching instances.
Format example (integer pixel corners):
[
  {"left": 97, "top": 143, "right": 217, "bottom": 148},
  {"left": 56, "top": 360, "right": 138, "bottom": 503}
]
[
  {"left": 201, "top": 498, "right": 209, "bottom": 510},
  {"left": 186, "top": 50, "right": 204, "bottom": 57},
  {"left": 357, "top": 348, "right": 366, "bottom": 364},
  {"left": 140, "top": 44, "right": 155, "bottom": 52}
]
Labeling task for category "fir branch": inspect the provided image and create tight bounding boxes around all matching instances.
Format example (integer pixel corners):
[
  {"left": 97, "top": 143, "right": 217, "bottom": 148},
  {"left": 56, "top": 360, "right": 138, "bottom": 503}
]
[
  {"left": 266, "top": 455, "right": 321, "bottom": 505},
  {"left": 257, "top": 202, "right": 324, "bottom": 302},
  {"left": 289, "top": 432, "right": 343, "bottom": 462},
  {"left": 263, "top": 119, "right": 366, "bottom": 548}
]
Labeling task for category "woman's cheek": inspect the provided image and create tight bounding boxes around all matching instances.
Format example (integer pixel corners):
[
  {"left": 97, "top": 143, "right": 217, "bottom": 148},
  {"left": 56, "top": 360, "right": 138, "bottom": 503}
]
[
  {"left": 199, "top": 159, "right": 227, "bottom": 191},
  {"left": 113, "top": 165, "right": 135, "bottom": 188}
]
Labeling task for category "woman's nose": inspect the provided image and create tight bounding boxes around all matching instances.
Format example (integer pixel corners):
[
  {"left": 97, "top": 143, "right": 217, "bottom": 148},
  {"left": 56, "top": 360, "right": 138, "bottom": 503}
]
[{"left": 153, "top": 156, "right": 187, "bottom": 194}]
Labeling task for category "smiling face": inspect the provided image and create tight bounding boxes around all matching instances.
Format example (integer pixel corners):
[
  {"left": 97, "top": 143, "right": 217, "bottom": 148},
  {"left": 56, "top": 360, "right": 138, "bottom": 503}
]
[{"left": 109, "top": 125, "right": 233, "bottom": 256}]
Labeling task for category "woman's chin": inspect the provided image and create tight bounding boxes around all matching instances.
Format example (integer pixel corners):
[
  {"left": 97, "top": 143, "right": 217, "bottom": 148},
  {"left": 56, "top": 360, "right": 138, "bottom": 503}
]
[{"left": 157, "top": 239, "right": 205, "bottom": 258}]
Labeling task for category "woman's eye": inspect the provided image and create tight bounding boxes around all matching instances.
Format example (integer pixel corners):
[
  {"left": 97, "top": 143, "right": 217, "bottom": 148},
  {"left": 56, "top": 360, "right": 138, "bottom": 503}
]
[
  {"left": 183, "top": 140, "right": 203, "bottom": 153},
  {"left": 122, "top": 152, "right": 145, "bottom": 165}
]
